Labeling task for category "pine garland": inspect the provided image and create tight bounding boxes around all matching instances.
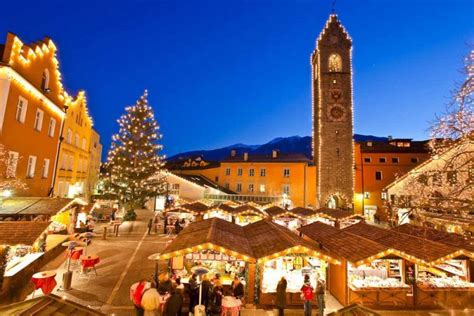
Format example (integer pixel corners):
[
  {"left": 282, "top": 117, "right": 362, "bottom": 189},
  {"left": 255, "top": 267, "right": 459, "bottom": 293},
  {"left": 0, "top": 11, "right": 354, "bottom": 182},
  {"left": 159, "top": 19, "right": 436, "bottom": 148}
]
[{"left": 103, "top": 90, "right": 167, "bottom": 209}]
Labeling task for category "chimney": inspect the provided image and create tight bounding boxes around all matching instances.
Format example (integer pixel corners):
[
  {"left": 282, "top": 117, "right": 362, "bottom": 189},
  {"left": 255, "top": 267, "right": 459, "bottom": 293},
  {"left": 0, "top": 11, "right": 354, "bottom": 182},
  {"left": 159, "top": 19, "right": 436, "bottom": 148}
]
[
  {"left": 272, "top": 150, "right": 278, "bottom": 159},
  {"left": 244, "top": 152, "right": 248, "bottom": 161},
  {"left": 230, "top": 149, "right": 236, "bottom": 157}
]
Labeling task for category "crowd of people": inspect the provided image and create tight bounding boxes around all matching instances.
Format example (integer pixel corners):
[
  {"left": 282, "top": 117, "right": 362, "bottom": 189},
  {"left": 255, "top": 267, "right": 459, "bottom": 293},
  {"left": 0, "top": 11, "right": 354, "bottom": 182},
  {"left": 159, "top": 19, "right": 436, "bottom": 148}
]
[{"left": 130, "top": 273, "right": 245, "bottom": 316}]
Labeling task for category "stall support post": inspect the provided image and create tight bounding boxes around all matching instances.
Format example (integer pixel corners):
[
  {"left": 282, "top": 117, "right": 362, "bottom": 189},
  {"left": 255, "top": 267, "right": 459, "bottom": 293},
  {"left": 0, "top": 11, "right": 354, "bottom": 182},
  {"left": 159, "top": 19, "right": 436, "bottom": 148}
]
[
  {"left": 246, "top": 263, "right": 256, "bottom": 306},
  {"left": 198, "top": 275, "right": 203, "bottom": 306},
  {"left": 102, "top": 226, "right": 107, "bottom": 240}
]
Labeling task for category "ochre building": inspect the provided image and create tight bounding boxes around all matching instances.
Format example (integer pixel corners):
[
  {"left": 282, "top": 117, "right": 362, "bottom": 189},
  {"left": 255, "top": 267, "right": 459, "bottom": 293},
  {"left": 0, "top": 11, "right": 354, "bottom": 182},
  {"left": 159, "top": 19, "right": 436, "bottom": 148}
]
[{"left": 0, "top": 33, "right": 101, "bottom": 198}]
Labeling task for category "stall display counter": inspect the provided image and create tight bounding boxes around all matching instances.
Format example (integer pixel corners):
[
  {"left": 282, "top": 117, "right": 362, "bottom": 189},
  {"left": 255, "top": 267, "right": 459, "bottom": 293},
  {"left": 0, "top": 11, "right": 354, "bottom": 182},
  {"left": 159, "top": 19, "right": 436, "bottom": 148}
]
[{"left": 416, "top": 278, "right": 474, "bottom": 308}]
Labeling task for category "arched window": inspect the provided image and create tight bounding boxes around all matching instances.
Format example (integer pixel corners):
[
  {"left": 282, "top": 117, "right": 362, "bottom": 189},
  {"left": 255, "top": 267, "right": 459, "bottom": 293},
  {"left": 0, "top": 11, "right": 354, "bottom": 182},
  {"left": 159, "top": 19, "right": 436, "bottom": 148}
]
[
  {"left": 328, "top": 53, "right": 342, "bottom": 72},
  {"left": 41, "top": 69, "right": 50, "bottom": 91}
]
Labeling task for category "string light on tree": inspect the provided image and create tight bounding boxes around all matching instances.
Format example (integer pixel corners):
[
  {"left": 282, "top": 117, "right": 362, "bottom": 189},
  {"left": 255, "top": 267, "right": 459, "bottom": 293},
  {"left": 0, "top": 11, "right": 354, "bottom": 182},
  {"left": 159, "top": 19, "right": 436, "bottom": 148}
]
[{"left": 102, "top": 90, "right": 167, "bottom": 212}]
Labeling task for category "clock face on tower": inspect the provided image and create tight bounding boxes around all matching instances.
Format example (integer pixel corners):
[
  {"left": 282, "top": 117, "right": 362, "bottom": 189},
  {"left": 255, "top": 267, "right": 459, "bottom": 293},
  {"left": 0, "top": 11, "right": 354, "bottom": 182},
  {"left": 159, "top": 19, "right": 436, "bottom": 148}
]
[{"left": 327, "top": 104, "right": 346, "bottom": 121}]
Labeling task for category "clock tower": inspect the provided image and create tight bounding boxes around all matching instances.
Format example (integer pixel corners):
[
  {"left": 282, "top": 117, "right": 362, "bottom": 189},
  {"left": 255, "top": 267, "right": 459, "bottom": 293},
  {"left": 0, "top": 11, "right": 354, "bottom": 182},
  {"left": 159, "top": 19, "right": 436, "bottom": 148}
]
[{"left": 311, "top": 14, "right": 354, "bottom": 208}]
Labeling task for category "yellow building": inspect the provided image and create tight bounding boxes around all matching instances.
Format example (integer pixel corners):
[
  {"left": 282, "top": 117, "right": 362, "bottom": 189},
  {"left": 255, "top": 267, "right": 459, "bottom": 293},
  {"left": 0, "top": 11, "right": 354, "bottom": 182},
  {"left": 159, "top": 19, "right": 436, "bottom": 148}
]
[
  {"left": 86, "top": 129, "right": 102, "bottom": 197},
  {"left": 54, "top": 92, "right": 97, "bottom": 198}
]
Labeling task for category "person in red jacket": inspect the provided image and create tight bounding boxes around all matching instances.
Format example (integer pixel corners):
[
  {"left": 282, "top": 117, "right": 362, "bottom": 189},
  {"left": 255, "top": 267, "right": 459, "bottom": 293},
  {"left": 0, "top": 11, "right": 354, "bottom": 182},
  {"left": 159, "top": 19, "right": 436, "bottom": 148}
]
[{"left": 300, "top": 274, "right": 314, "bottom": 316}]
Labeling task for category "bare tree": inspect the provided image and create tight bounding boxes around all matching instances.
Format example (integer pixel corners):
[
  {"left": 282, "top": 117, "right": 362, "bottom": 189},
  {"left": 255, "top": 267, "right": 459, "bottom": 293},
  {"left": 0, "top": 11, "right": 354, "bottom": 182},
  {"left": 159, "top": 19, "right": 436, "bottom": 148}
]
[
  {"left": 386, "top": 51, "right": 474, "bottom": 227},
  {"left": 0, "top": 143, "right": 27, "bottom": 194}
]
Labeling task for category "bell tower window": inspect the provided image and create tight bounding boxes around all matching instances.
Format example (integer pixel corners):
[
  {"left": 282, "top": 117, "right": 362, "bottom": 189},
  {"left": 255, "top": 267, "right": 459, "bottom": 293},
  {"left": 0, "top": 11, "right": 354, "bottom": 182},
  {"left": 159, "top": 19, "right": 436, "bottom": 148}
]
[{"left": 328, "top": 53, "right": 342, "bottom": 72}]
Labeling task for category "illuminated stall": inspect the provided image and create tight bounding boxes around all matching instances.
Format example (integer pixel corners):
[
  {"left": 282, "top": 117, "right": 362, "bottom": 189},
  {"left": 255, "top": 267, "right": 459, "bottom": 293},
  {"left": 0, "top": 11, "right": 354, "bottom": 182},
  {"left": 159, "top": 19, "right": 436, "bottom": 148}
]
[
  {"left": 160, "top": 218, "right": 340, "bottom": 308},
  {"left": 266, "top": 206, "right": 304, "bottom": 231},
  {"left": 314, "top": 208, "right": 362, "bottom": 228},
  {"left": 232, "top": 205, "right": 266, "bottom": 226},
  {"left": 202, "top": 204, "right": 234, "bottom": 222},
  {"left": 344, "top": 222, "right": 474, "bottom": 309}
]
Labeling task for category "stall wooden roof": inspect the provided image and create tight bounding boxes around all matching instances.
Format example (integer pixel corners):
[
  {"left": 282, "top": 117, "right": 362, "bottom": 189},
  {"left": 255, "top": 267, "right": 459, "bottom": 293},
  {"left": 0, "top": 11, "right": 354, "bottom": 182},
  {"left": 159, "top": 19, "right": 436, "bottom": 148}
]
[
  {"left": 160, "top": 218, "right": 254, "bottom": 260},
  {"left": 392, "top": 224, "right": 474, "bottom": 252},
  {"left": 264, "top": 206, "right": 287, "bottom": 217},
  {"left": 244, "top": 220, "right": 334, "bottom": 262},
  {"left": 344, "top": 222, "right": 473, "bottom": 265},
  {"left": 342, "top": 222, "right": 392, "bottom": 241},
  {"left": 0, "top": 197, "right": 77, "bottom": 216},
  {"left": 160, "top": 218, "right": 340, "bottom": 264},
  {"left": 316, "top": 208, "right": 358, "bottom": 220},
  {"left": 290, "top": 207, "right": 317, "bottom": 218},
  {"left": 182, "top": 202, "right": 209, "bottom": 213},
  {"left": 216, "top": 203, "right": 236, "bottom": 213},
  {"left": 298, "top": 221, "right": 341, "bottom": 244},
  {"left": 0, "top": 221, "right": 50, "bottom": 246},
  {"left": 320, "top": 231, "right": 392, "bottom": 265},
  {"left": 232, "top": 204, "right": 264, "bottom": 216}
]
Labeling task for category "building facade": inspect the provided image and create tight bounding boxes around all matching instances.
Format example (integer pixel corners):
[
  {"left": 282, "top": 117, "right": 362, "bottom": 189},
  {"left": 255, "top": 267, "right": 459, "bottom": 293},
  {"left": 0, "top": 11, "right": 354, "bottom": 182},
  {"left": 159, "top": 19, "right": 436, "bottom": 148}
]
[
  {"left": 0, "top": 33, "right": 101, "bottom": 198},
  {"left": 86, "top": 129, "right": 102, "bottom": 198},
  {"left": 354, "top": 139, "right": 430, "bottom": 222},
  {"left": 0, "top": 33, "right": 66, "bottom": 196},
  {"left": 311, "top": 15, "right": 354, "bottom": 208}
]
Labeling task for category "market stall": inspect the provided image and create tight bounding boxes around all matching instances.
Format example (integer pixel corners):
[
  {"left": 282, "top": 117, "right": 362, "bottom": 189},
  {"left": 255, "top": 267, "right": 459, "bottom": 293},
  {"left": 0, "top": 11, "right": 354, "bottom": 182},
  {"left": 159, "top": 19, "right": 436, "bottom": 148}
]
[
  {"left": 0, "top": 221, "right": 51, "bottom": 293},
  {"left": 315, "top": 208, "right": 363, "bottom": 228},
  {"left": 344, "top": 222, "right": 474, "bottom": 309},
  {"left": 202, "top": 204, "right": 234, "bottom": 222},
  {"left": 231, "top": 205, "right": 266, "bottom": 226},
  {"left": 159, "top": 218, "right": 340, "bottom": 308},
  {"left": 266, "top": 206, "right": 305, "bottom": 231}
]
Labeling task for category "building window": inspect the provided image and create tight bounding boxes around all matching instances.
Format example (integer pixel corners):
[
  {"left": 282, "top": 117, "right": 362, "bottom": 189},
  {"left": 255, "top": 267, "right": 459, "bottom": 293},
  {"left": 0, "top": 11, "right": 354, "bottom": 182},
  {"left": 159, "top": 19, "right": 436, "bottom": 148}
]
[
  {"left": 60, "top": 154, "right": 67, "bottom": 170},
  {"left": 379, "top": 157, "right": 386, "bottom": 163},
  {"left": 48, "top": 118, "right": 56, "bottom": 137},
  {"left": 66, "top": 129, "right": 72, "bottom": 144},
  {"left": 33, "top": 109, "right": 44, "bottom": 131},
  {"left": 248, "top": 184, "right": 254, "bottom": 192},
  {"left": 259, "top": 184, "right": 266, "bottom": 193},
  {"left": 172, "top": 183, "right": 180, "bottom": 190},
  {"left": 282, "top": 184, "right": 290, "bottom": 195},
  {"left": 375, "top": 171, "right": 382, "bottom": 181},
  {"left": 237, "top": 168, "right": 243, "bottom": 176},
  {"left": 381, "top": 191, "right": 388, "bottom": 200},
  {"left": 41, "top": 69, "right": 50, "bottom": 91},
  {"left": 283, "top": 168, "right": 290, "bottom": 178},
  {"left": 16, "top": 96, "right": 28, "bottom": 123},
  {"left": 42, "top": 159, "right": 50, "bottom": 178},
  {"left": 411, "top": 157, "right": 419, "bottom": 163},
  {"left": 7, "top": 151, "right": 19, "bottom": 178},
  {"left": 225, "top": 168, "right": 231, "bottom": 176},
  {"left": 224, "top": 183, "right": 230, "bottom": 189},
  {"left": 82, "top": 138, "right": 87, "bottom": 150},
  {"left": 392, "top": 157, "right": 399, "bottom": 164},
  {"left": 26, "top": 155, "right": 37, "bottom": 178},
  {"left": 366, "top": 141, "right": 373, "bottom": 147},
  {"left": 236, "top": 183, "right": 242, "bottom": 192},
  {"left": 249, "top": 168, "right": 255, "bottom": 177},
  {"left": 364, "top": 157, "right": 371, "bottom": 163},
  {"left": 328, "top": 53, "right": 342, "bottom": 72},
  {"left": 74, "top": 133, "right": 80, "bottom": 147},
  {"left": 364, "top": 192, "right": 370, "bottom": 199},
  {"left": 260, "top": 168, "right": 266, "bottom": 177}
]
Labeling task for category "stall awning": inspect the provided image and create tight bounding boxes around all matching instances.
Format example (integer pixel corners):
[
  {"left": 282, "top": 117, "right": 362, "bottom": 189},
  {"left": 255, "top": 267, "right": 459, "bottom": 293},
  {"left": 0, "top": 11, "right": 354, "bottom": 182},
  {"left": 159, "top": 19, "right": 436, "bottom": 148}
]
[
  {"left": 160, "top": 218, "right": 340, "bottom": 264},
  {"left": 232, "top": 204, "right": 266, "bottom": 217},
  {"left": 290, "top": 207, "right": 318, "bottom": 218},
  {"left": 166, "top": 201, "right": 210, "bottom": 215},
  {"left": 264, "top": 206, "right": 287, "bottom": 217},
  {"left": 0, "top": 221, "right": 50, "bottom": 246}
]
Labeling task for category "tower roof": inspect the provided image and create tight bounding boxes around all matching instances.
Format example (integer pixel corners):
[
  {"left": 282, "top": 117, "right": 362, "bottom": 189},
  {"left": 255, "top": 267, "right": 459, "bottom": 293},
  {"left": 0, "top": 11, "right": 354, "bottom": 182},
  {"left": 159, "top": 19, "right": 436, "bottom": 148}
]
[{"left": 316, "top": 14, "right": 352, "bottom": 48}]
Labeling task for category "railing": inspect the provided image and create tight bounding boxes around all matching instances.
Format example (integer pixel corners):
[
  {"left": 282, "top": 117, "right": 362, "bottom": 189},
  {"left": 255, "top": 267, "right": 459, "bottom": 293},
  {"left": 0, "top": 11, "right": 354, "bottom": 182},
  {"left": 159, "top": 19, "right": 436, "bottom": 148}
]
[{"left": 204, "top": 193, "right": 281, "bottom": 203}]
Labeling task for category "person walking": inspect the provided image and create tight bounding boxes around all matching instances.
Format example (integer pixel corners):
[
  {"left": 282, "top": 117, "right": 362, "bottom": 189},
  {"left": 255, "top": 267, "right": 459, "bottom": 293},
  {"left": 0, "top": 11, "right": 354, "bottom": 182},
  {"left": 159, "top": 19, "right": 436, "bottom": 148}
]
[
  {"left": 174, "top": 219, "right": 181, "bottom": 234},
  {"left": 276, "top": 276, "right": 287, "bottom": 316},
  {"left": 316, "top": 274, "right": 326, "bottom": 316},
  {"left": 188, "top": 273, "right": 199, "bottom": 314},
  {"left": 208, "top": 279, "right": 223, "bottom": 316},
  {"left": 164, "top": 284, "right": 183, "bottom": 316},
  {"left": 130, "top": 279, "right": 151, "bottom": 316},
  {"left": 148, "top": 219, "right": 153, "bottom": 235},
  {"left": 141, "top": 282, "right": 163, "bottom": 316},
  {"left": 201, "top": 274, "right": 212, "bottom": 311},
  {"left": 300, "top": 274, "right": 314, "bottom": 316}
]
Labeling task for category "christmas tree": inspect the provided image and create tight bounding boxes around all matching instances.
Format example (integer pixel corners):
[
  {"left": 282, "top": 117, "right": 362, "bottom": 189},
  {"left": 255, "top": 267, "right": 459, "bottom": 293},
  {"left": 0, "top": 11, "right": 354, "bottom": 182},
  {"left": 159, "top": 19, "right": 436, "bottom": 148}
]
[{"left": 103, "top": 90, "right": 167, "bottom": 212}]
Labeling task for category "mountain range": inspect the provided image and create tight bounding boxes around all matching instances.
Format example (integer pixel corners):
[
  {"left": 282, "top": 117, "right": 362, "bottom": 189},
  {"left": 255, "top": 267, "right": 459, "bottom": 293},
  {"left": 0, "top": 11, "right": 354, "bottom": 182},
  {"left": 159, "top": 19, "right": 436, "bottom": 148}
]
[{"left": 167, "top": 134, "right": 389, "bottom": 161}]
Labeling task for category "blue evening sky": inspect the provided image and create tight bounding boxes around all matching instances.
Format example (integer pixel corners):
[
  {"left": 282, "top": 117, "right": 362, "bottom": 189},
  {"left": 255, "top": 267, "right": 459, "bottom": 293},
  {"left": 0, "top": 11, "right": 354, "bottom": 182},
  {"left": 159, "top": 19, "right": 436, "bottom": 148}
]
[{"left": 1, "top": 0, "right": 473, "bottom": 156}]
